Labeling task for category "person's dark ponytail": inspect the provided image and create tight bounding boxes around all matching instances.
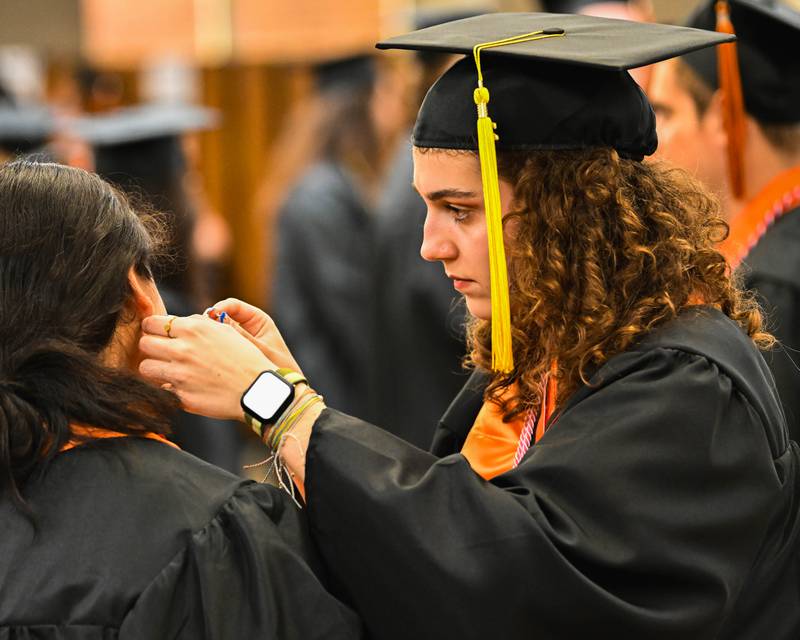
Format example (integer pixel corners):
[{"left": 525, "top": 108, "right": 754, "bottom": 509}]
[
  {"left": 0, "top": 161, "right": 178, "bottom": 513},
  {"left": 0, "top": 378, "right": 44, "bottom": 508}
]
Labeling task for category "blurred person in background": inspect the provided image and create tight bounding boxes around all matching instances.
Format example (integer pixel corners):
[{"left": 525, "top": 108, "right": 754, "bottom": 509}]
[
  {"left": 272, "top": 54, "right": 406, "bottom": 418},
  {"left": 648, "top": 0, "right": 800, "bottom": 439},
  {"left": 370, "top": 9, "right": 482, "bottom": 447},
  {"left": 540, "top": 0, "right": 655, "bottom": 88},
  {"left": 79, "top": 104, "right": 245, "bottom": 473}
]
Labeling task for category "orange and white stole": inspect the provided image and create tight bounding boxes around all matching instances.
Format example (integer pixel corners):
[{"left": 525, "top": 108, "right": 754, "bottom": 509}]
[
  {"left": 461, "top": 363, "right": 558, "bottom": 481},
  {"left": 718, "top": 165, "right": 800, "bottom": 270}
]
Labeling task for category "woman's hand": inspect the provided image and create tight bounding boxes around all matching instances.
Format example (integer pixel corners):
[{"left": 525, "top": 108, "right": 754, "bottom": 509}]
[
  {"left": 206, "top": 298, "right": 304, "bottom": 375},
  {"left": 139, "top": 314, "right": 273, "bottom": 421}
]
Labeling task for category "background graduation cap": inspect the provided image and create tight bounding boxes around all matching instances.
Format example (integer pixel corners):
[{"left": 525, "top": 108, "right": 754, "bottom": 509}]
[
  {"left": 0, "top": 105, "right": 56, "bottom": 158},
  {"left": 682, "top": 0, "right": 800, "bottom": 199},
  {"left": 77, "top": 103, "right": 218, "bottom": 195},
  {"left": 377, "top": 12, "right": 733, "bottom": 372},
  {"left": 313, "top": 55, "right": 376, "bottom": 94}
]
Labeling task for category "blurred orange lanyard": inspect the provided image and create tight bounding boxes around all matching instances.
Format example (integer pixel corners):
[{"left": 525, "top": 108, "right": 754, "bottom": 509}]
[
  {"left": 718, "top": 165, "right": 800, "bottom": 269},
  {"left": 462, "top": 362, "right": 558, "bottom": 480}
]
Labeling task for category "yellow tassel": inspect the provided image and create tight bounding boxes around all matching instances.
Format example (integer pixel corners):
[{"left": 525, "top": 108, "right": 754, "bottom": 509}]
[
  {"left": 469, "top": 29, "right": 563, "bottom": 373},
  {"left": 474, "top": 86, "right": 514, "bottom": 373}
]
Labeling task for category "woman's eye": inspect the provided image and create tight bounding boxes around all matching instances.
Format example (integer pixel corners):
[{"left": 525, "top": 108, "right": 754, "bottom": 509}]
[{"left": 447, "top": 205, "right": 470, "bottom": 222}]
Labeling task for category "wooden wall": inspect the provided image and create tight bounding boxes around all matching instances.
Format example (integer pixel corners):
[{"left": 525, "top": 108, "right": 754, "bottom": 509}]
[{"left": 199, "top": 64, "right": 312, "bottom": 308}]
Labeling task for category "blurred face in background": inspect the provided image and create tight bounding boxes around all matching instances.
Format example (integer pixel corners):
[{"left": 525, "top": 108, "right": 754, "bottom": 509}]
[
  {"left": 648, "top": 58, "right": 727, "bottom": 198},
  {"left": 371, "top": 58, "right": 416, "bottom": 150},
  {"left": 577, "top": 1, "right": 655, "bottom": 89}
]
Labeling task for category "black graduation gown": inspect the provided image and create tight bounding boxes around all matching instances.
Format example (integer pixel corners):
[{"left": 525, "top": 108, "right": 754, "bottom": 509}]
[
  {"left": 741, "top": 205, "right": 800, "bottom": 442},
  {"left": 305, "top": 306, "right": 800, "bottom": 639},
  {"left": 0, "top": 439, "right": 362, "bottom": 639},
  {"left": 272, "top": 160, "right": 374, "bottom": 418}
]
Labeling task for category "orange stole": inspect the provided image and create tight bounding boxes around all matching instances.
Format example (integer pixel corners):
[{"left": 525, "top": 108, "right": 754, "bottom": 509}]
[
  {"left": 60, "top": 424, "right": 179, "bottom": 453},
  {"left": 461, "top": 384, "right": 525, "bottom": 480},
  {"left": 718, "top": 164, "right": 800, "bottom": 269},
  {"left": 462, "top": 369, "right": 557, "bottom": 481}
]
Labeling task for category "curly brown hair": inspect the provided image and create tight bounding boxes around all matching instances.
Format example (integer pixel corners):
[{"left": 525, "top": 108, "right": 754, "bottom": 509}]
[{"left": 466, "top": 147, "right": 772, "bottom": 420}]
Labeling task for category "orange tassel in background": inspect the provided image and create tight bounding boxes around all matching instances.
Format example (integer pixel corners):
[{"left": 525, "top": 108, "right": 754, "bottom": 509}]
[{"left": 715, "top": 0, "right": 747, "bottom": 199}]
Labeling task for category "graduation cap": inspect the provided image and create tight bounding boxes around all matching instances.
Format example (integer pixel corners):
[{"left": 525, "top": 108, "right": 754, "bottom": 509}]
[
  {"left": 377, "top": 12, "right": 732, "bottom": 373},
  {"left": 412, "top": 8, "right": 489, "bottom": 65},
  {"left": 0, "top": 105, "right": 56, "bottom": 156},
  {"left": 313, "top": 55, "right": 376, "bottom": 94},
  {"left": 75, "top": 103, "right": 217, "bottom": 195},
  {"left": 682, "top": 0, "right": 800, "bottom": 199}
]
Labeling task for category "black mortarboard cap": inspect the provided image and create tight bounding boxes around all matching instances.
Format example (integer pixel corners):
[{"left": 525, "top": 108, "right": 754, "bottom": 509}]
[
  {"left": 378, "top": 12, "right": 733, "bottom": 159},
  {"left": 412, "top": 8, "right": 489, "bottom": 66},
  {"left": 683, "top": 0, "right": 800, "bottom": 124},
  {"left": 313, "top": 55, "right": 376, "bottom": 94},
  {"left": 376, "top": 12, "right": 732, "bottom": 373},
  {"left": 76, "top": 103, "right": 217, "bottom": 193}
]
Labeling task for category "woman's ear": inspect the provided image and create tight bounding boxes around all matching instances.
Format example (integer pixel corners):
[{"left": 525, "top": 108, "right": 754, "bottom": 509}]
[
  {"left": 701, "top": 90, "right": 733, "bottom": 153},
  {"left": 127, "top": 267, "right": 163, "bottom": 320}
]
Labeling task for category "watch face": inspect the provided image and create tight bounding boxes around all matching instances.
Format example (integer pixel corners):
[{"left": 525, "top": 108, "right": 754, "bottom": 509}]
[{"left": 241, "top": 371, "right": 294, "bottom": 423}]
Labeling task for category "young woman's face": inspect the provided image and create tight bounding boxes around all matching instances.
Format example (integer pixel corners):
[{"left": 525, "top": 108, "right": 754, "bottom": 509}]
[{"left": 412, "top": 148, "right": 516, "bottom": 320}]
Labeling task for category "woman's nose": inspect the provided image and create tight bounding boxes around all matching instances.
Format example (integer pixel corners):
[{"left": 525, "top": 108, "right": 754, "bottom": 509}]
[{"left": 420, "top": 212, "right": 457, "bottom": 263}]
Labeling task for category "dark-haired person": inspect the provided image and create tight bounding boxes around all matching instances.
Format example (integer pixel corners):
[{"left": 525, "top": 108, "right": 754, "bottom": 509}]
[
  {"left": 80, "top": 104, "right": 245, "bottom": 473},
  {"left": 139, "top": 14, "right": 800, "bottom": 639},
  {"left": 0, "top": 161, "right": 361, "bottom": 638},
  {"left": 648, "top": 0, "right": 800, "bottom": 438}
]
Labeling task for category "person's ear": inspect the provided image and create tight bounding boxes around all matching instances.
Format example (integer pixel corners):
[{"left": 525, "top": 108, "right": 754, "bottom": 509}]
[
  {"left": 701, "top": 90, "right": 731, "bottom": 152},
  {"left": 127, "top": 267, "right": 157, "bottom": 320}
]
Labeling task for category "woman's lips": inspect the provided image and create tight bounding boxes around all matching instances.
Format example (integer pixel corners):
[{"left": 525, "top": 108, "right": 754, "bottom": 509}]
[{"left": 450, "top": 276, "right": 475, "bottom": 291}]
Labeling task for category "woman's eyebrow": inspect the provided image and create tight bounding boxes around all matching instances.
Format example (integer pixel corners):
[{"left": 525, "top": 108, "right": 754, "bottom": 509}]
[{"left": 412, "top": 186, "right": 480, "bottom": 201}]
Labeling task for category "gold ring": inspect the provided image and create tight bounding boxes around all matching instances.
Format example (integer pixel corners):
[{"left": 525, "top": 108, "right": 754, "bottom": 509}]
[{"left": 164, "top": 316, "right": 176, "bottom": 338}]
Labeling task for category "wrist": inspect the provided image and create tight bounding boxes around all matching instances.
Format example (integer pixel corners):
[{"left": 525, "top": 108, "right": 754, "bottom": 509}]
[
  {"left": 264, "top": 391, "right": 323, "bottom": 451},
  {"left": 277, "top": 401, "right": 324, "bottom": 485},
  {"left": 241, "top": 368, "right": 310, "bottom": 438}
]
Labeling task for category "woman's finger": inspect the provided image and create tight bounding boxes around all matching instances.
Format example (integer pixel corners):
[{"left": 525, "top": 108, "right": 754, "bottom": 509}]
[
  {"left": 138, "top": 333, "right": 185, "bottom": 361},
  {"left": 140, "top": 312, "right": 278, "bottom": 421},
  {"left": 208, "top": 298, "right": 270, "bottom": 338},
  {"left": 141, "top": 314, "right": 176, "bottom": 338},
  {"left": 141, "top": 314, "right": 197, "bottom": 339},
  {"left": 139, "top": 357, "right": 175, "bottom": 385}
]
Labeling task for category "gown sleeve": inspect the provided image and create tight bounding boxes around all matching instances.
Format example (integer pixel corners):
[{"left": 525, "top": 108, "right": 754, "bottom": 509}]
[
  {"left": 117, "top": 482, "right": 363, "bottom": 640},
  {"left": 304, "top": 347, "right": 792, "bottom": 639}
]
